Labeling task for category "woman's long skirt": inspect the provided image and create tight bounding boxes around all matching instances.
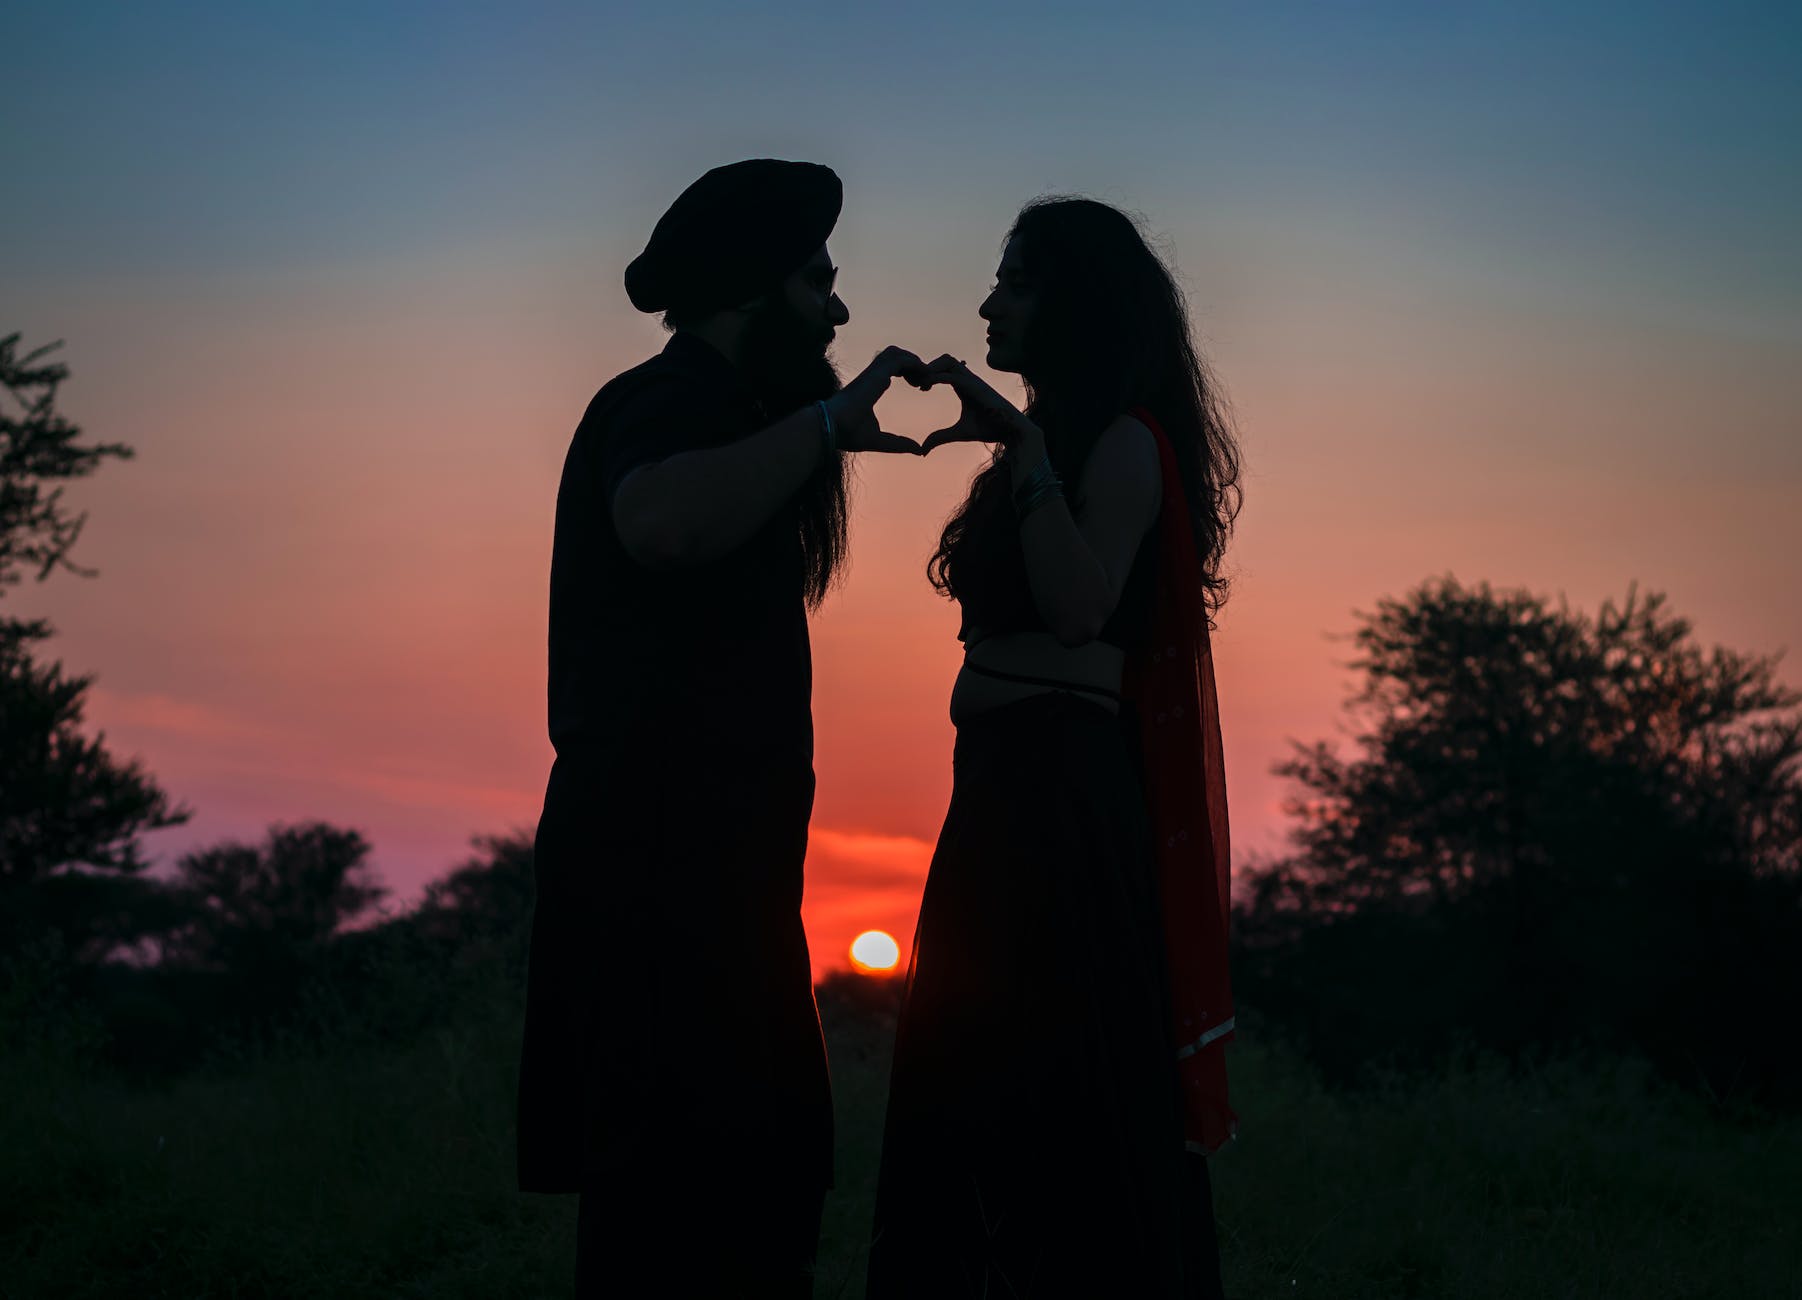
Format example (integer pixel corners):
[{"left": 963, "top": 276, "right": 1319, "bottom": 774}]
[{"left": 867, "top": 692, "right": 1224, "bottom": 1299}]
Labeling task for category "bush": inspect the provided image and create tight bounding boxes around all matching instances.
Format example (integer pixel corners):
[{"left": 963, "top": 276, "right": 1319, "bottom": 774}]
[{"left": 1236, "top": 579, "right": 1802, "bottom": 1111}]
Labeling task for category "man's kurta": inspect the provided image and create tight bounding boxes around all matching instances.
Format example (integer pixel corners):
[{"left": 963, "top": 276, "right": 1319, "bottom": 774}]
[{"left": 517, "top": 332, "right": 831, "bottom": 1194}]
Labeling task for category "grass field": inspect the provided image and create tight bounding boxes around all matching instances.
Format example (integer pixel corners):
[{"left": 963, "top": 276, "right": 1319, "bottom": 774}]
[{"left": 3, "top": 992, "right": 1798, "bottom": 1299}]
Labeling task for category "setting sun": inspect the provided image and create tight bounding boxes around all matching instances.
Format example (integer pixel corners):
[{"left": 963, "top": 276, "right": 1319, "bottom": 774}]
[{"left": 849, "top": 930, "right": 901, "bottom": 974}]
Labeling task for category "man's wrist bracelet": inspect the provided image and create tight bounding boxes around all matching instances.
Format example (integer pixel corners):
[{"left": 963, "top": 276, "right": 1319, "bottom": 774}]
[{"left": 816, "top": 399, "right": 837, "bottom": 458}]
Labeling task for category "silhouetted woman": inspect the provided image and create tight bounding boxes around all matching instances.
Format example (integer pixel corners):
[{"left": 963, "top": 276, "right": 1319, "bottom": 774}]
[{"left": 867, "top": 197, "right": 1242, "bottom": 1298}]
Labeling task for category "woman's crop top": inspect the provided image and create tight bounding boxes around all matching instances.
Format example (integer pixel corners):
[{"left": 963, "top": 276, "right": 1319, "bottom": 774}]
[{"left": 957, "top": 522, "right": 1158, "bottom": 653}]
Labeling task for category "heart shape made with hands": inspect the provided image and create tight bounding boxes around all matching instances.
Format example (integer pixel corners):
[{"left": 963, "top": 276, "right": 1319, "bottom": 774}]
[{"left": 838, "top": 349, "right": 1032, "bottom": 456}]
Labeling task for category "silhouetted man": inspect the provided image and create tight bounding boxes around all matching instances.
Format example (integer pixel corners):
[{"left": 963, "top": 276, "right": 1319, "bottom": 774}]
[{"left": 516, "top": 159, "right": 924, "bottom": 1297}]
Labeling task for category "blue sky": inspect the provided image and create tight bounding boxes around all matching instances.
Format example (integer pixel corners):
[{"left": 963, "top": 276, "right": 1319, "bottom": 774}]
[{"left": 13, "top": 0, "right": 1800, "bottom": 334}]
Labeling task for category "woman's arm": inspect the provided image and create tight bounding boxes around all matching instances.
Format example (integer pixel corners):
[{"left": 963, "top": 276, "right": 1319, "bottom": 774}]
[
  {"left": 918, "top": 356, "right": 1160, "bottom": 646},
  {"left": 1010, "top": 415, "right": 1161, "bottom": 645}
]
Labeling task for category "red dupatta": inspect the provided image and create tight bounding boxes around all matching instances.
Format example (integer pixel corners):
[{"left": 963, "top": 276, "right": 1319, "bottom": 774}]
[{"left": 1123, "top": 406, "right": 1238, "bottom": 1155}]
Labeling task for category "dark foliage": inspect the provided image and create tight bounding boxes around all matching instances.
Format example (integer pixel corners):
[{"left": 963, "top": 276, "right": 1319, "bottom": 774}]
[
  {"left": 58, "top": 830, "right": 532, "bottom": 1074},
  {"left": 411, "top": 829, "right": 535, "bottom": 957},
  {"left": 1235, "top": 577, "right": 1802, "bottom": 1110},
  {"left": 0, "top": 332, "right": 133, "bottom": 595},
  {"left": 165, "top": 822, "right": 388, "bottom": 970},
  {"left": 0, "top": 333, "right": 190, "bottom": 962},
  {"left": 816, "top": 967, "right": 905, "bottom": 1027},
  {"left": 301, "top": 830, "right": 538, "bottom": 1048}
]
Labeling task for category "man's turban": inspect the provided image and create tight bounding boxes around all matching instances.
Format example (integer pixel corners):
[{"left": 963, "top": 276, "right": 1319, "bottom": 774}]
[{"left": 625, "top": 159, "right": 842, "bottom": 317}]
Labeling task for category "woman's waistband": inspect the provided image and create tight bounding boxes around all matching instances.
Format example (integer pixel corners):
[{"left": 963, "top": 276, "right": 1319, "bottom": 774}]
[
  {"left": 959, "top": 659, "right": 1123, "bottom": 704},
  {"left": 953, "top": 688, "right": 1127, "bottom": 750}
]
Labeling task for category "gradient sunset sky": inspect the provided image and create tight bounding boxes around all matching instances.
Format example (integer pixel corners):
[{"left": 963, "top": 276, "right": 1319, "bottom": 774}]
[{"left": 9, "top": 1, "right": 1799, "bottom": 975}]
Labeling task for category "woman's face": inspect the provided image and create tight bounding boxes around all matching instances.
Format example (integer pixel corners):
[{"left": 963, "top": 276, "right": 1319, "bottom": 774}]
[{"left": 979, "top": 236, "right": 1036, "bottom": 374}]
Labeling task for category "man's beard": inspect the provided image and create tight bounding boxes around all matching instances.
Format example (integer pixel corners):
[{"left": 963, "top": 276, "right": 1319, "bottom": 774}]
[
  {"left": 739, "top": 294, "right": 842, "bottom": 414},
  {"left": 739, "top": 296, "right": 849, "bottom": 609}
]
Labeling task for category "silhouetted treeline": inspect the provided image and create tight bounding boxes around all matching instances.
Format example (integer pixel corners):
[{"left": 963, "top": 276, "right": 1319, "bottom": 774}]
[
  {"left": 4, "top": 825, "right": 535, "bottom": 1074},
  {"left": 1233, "top": 578, "right": 1802, "bottom": 1112},
  {"left": 6, "top": 328, "right": 1801, "bottom": 1118}
]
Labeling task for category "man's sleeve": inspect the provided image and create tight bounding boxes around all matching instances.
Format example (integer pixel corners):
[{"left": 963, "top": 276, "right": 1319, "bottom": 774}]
[{"left": 592, "top": 377, "right": 729, "bottom": 503}]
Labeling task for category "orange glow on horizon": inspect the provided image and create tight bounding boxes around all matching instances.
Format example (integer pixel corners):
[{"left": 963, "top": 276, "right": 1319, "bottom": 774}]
[
  {"left": 22, "top": 216, "right": 1799, "bottom": 1001},
  {"left": 849, "top": 929, "right": 901, "bottom": 974}
]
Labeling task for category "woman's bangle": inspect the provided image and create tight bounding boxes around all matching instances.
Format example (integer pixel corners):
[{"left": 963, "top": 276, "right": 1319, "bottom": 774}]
[
  {"left": 1012, "top": 452, "right": 1056, "bottom": 499},
  {"left": 1015, "top": 479, "right": 1065, "bottom": 522},
  {"left": 1013, "top": 453, "right": 1064, "bottom": 521},
  {"left": 816, "top": 399, "right": 836, "bottom": 458}
]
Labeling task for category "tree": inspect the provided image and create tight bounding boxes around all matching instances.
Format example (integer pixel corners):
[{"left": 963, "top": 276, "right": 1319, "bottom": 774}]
[
  {"left": 284, "top": 831, "right": 534, "bottom": 1050},
  {"left": 413, "top": 830, "right": 535, "bottom": 952},
  {"left": 0, "top": 333, "right": 189, "bottom": 961},
  {"left": 166, "top": 822, "right": 387, "bottom": 975},
  {"left": 1237, "top": 577, "right": 1802, "bottom": 1108},
  {"left": 0, "top": 332, "right": 133, "bottom": 602}
]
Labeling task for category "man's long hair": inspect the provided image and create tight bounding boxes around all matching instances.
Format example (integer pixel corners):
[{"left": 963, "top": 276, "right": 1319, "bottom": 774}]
[
  {"left": 793, "top": 443, "right": 849, "bottom": 611},
  {"left": 928, "top": 197, "right": 1242, "bottom": 623},
  {"left": 675, "top": 295, "right": 850, "bottom": 610}
]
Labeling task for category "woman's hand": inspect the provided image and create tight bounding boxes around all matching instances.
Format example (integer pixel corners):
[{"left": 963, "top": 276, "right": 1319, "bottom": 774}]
[{"left": 917, "top": 355, "right": 1042, "bottom": 454}]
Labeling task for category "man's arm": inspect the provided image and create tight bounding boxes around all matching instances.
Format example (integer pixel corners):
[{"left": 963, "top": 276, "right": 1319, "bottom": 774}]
[
  {"left": 611, "top": 346, "right": 926, "bottom": 568},
  {"left": 611, "top": 403, "right": 826, "bottom": 567}
]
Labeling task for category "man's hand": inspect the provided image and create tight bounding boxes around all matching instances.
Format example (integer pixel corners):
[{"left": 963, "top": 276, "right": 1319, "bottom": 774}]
[
  {"left": 917, "top": 355, "right": 1040, "bottom": 453},
  {"left": 825, "top": 347, "right": 930, "bottom": 454}
]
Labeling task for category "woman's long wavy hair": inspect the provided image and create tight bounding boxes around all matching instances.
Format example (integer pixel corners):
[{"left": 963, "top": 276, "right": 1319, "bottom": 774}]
[{"left": 928, "top": 197, "right": 1242, "bottom": 624}]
